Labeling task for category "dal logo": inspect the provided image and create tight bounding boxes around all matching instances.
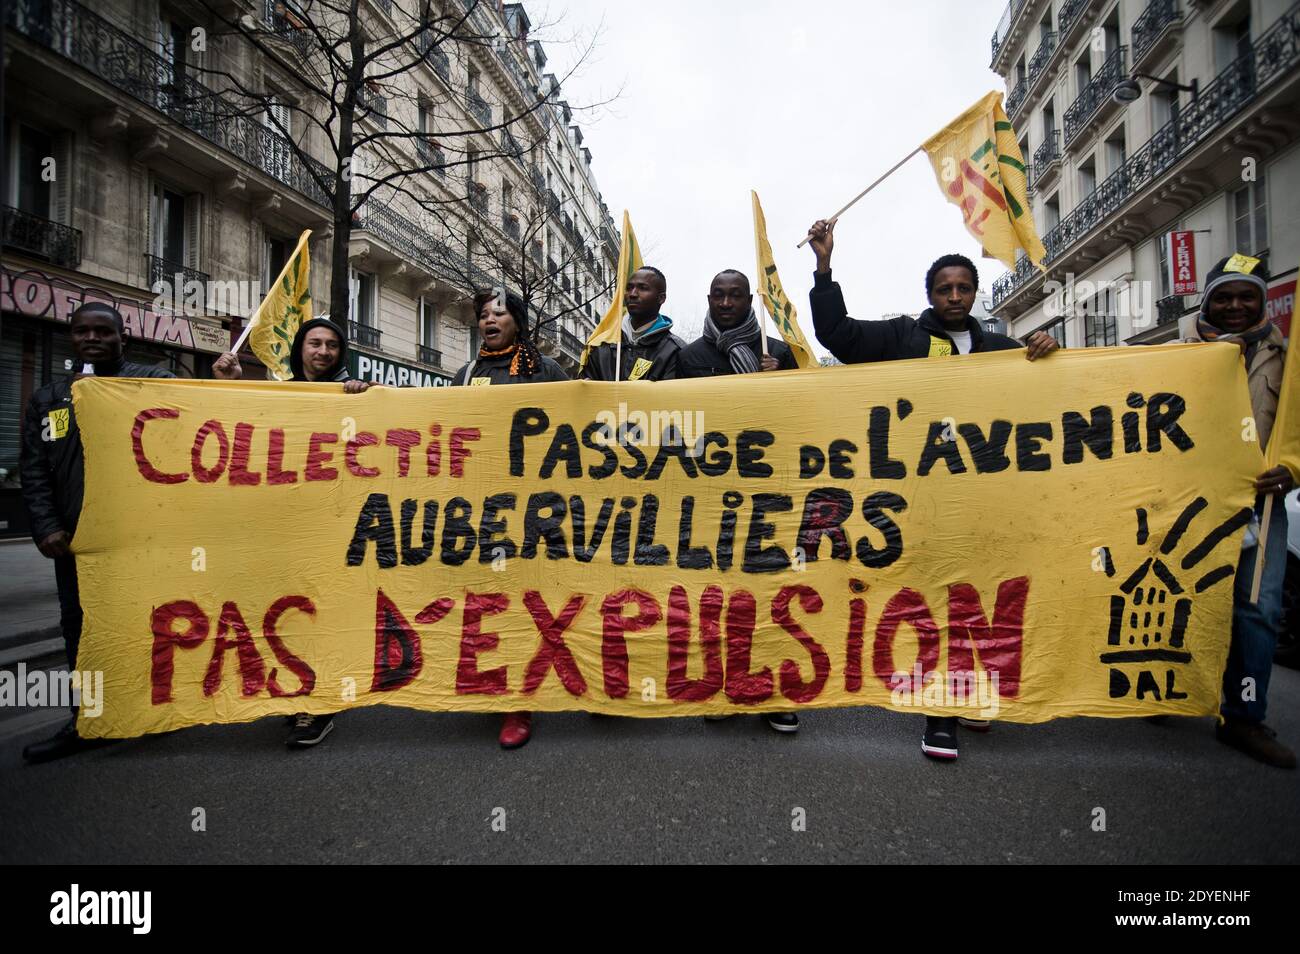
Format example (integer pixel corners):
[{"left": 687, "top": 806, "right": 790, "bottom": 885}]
[
  {"left": 1100, "top": 496, "right": 1252, "bottom": 701},
  {"left": 50, "top": 884, "right": 151, "bottom": 934}
]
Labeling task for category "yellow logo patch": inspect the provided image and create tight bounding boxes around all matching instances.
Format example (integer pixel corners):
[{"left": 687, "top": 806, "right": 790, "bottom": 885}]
[
  {"left": 471, "top": 377, "right": 492, "bottom": 387},
  {"left": 628, "top": 358, "right": 654, "bottom": 381},
  {"left": 49, "top": 407, "right": 71, "bottom": 439},
  {"left": 928, "top": 337, "right": 954, "bottom": 358}
]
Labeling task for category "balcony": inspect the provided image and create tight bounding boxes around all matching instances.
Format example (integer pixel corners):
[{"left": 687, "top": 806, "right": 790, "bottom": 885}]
[
  {"left": 1006, "top": 76, "right": 1029, "bottom": 118},
  {"left": 416, "top": 135, "right": 446, "bottom": 173},
  {"left": 503, "top": 214, "right": 521, "bottom": 240},
  {"left": 1031, "top": 130, "right": 1062, "bottom": 188},
  {"left": 1027, "top": 32, "right": 1057, "bottom": 90},
  {"left": 145, "top": 254, "right": 209, "bottom": 293},
  {"left": 469, "top": 182, "right": 489, "bottom": 213},
  {"left": 356, "top": 202, "right": 458, "bottom": 286},
  {"left": 348, "top": 320, "right": 382, "bottom": 349},
  {"left": 544, "top": 188, "right": 560, "bottom": 214},
  {"left": 500, "top": 128, "right": 523, "bottom": 160},
  {"left": 990, "top": 0, "right": 1029, "bottom": 66},
  {"left": 1132, "top": 0, "right": 1184, "bottom": 70},
  {"left": 264, "top": 1, "right": 315, "bottom": 60},
  {"left": 1063, "top": 45, "right": 1126, "bottom": 146},
  {"left": 419, "top": 30, "right": 452, "bottom": 83},
  {"left": 992, "top": 1, "right": 1300, "bottom": 311},
  {"left": 1156, "top": 294, "right": 1185, "bottom": 326},
  {"left": 418, "top": 344, "right": 442, "bottom": 367},
  {"left": 8, "top": 0, "right": 331, "bottom": 211},
  {"left": 528, "top": 164, "right": 546, "bottom": 194},
  {"left": 356, "top": 85, "right": 387, "bottom": 128},
  {"left": 1058, "top": 0, "right": 1101, "bottom": 49},
  {"left": 3, "top": 206, "right": 82, "bottom": 269},
  {"left": 467, "top": 89, "right": 492, "bottom": 127},
  {"left": 561, "top": 328, "right": 584, "bottom": 360}
]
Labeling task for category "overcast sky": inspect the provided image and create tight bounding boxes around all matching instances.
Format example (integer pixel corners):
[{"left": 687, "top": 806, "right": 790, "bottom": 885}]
[{"left": 543, "top": 0, "right": 1011, "bottom": 348}]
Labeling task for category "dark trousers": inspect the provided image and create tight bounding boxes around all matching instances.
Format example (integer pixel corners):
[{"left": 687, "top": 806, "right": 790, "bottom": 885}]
[{"left": 54, "top": 555, "right": 83, "bottom": 711}]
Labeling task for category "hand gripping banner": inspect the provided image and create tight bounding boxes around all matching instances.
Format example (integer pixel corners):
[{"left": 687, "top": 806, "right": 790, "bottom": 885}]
[{"left": 71, "top": 344, "right": 1260, "bottom": 737}]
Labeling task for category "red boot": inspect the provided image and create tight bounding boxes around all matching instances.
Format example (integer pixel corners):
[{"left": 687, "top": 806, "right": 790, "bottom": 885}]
[{"left": 499, "top": 711, "right": 532, "bottom": 749}]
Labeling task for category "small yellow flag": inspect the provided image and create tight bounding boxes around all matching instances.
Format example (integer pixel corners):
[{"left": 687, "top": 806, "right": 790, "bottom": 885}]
[
  {"left": 581, "top": 211, "right": 642, "bottom": 371},
  {"left": 922, "top": 91, "right": 1046, "bottom": 271},
  {"left": 1266, "top": 258, "right": 1300, "bottom": 478},
  {"left": 752, "top": 191, "right": 814, "bottom": 369},
  {"left": 248, "top": 229, "right": 312, "bottom": 381}
]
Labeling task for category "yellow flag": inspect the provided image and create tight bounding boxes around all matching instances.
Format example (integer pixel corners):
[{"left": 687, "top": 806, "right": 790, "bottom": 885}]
[
  {"left": 581, "top": 211, "right": 642, "bottom": 371},
  {"left": 1266, "top": 258, "right": 1300, "bottom": 478},
  {"left": 922, "top": 91, "right": 1045, "bottom": 271},
  {"left": 249, "top": 229, "right": 312, "bottom": 381},
  {"left": 752, "top": 191, "right": 814, "bottom": 369}
]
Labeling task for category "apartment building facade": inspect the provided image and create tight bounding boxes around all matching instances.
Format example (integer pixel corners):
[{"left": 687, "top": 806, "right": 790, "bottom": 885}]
[
  {"left": 1, "top": 0, "right": 620, "bottom": 536},
  {"left": 988, "top": 0, "right": 1300, "bottom": 347}
]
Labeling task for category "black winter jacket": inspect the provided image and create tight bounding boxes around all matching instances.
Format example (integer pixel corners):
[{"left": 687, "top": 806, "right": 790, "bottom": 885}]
[
  {"left": 809, "top": 269, "right": 1022, "bottom": 363},
  {"left": 21, "top": 361, "right": 175, "bottom": 543},
  {"left": 580, "top": 324, "right": 685, "bottom": 382},
  {"left": 678, "top": 335, "right": 797, "bottom": 377},
  {"left": 451, "top": 351, "right": 570, "bottom": 386}
]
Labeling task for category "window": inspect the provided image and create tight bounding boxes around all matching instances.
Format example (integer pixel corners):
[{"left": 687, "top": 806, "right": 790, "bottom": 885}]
[
  {"left": 8, "top": 123, "right": 53, "bottom": 217},
  {"left": 1042, "top": 316, "right": 1067, "bottom": 347},
  {"left": 1233, "top": 169, "right": 1267, "bottom": 255},
  {"left": 151, "top": 183, "right": 197, "bottom": 267},
  {"left": 1074, "top": 51, "right": 1091, "bottom": 94},
  {"left": 263, "top": 235, "right": 288, "bottom": 291},
  {"left": 1078, "top": 155, "right": 1096, "bottom": 197},
  {"left": 420, "top": 297, "right": 439, "bottom": 349},
  {"left": 349, "top": 268, "right": 376, "bottom": 327},
  {"left": 1157, "top": 233, "right": 1171, "bottom": 298},
  {"left": 1083, "top": 287, "right": 1118, "bottom": 347},
  {"left": 502, "top": 180, "right": 513, "bottom": 215},
  {"left": 1044, "top": 192, "right": 1060, "bottom": 230},
  {"left": 1214, "top": 8, "right": 1252, "bottom": 71},
  {"left": 467, "top": 65, "right": 480, "bottom": 96},
  {"left": 264, "top": 94, "right": 292, "bottom": 182},
  {"left": 1104, "top": 128, "right": 1126, "bottom": 176}
]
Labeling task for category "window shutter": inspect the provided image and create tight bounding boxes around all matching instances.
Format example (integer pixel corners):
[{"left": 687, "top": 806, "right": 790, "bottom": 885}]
[
  {"left": 184, "top": 192, "right": 202, "bottom": 270},
  {"left": 54, "top": 132, "right": 74, "bottom": 226}
]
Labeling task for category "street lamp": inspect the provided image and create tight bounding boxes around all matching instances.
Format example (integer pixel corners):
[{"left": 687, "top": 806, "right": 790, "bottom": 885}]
[{"left": 1112, "top": 73, "right": 1199, "bottom": 105}]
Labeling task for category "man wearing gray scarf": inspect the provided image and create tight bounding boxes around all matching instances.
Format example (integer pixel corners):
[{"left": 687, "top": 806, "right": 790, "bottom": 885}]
[{"left": 680, "top": 270, "right": 795, "bottom": 379}]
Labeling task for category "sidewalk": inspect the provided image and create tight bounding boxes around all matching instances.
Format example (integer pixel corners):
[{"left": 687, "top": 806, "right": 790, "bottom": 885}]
[{"left": 0, "top": 538, "right": 62, "bottom": 653}]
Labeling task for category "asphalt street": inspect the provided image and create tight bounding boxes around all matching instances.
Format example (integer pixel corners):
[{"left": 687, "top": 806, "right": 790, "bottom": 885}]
[{"left": 2, "top": 667, "right": 1297, "bottom": 864}]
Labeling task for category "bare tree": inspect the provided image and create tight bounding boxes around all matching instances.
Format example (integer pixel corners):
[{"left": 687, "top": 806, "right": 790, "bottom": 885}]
[{"left": 191, "top": 0, "right": 614, "bottom": 330}]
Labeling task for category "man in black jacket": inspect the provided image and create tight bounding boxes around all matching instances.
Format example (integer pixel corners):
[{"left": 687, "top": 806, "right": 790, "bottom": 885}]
[
  {"left": 680, "top": 270, "right": 797, "bottom": 378},
  {"left": 806, "top": 218, "right": 1059, "bottom": 362},
  {"left": 682, "top": 269, "right": 802, "bottom": 734},
  {"left": 212, "top": 316, "right": 368, "bottom": 747},
  {"left": 805, "top": 219, "right": 1059, "bottom": 762},
  {"left": 581, "top": 266, "right": 685, "bottom": 381},
  {"left": 20, "top": 303, "right": 175, "bottom": 764}
]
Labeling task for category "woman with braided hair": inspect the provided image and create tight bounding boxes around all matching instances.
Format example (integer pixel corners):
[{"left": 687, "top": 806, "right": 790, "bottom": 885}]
[
  {"left": 451, "top": 290, "right": 569, "bottom": 387},
  {"left": 452, "top": 290, "right": 568, "bottom": 749}
]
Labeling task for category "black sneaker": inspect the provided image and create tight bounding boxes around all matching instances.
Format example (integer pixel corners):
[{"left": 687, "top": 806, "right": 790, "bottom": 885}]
[
  {"left": 957, "top": 718, "right": 992, "bottom": 732},
  {"left": 286, "top": 713, "right": 335, "bottom": 747},
  {"left": 1215, "top": 718, "right": 1296, "bottom": 769},
  {"left": 766, "top": 712, "right": 799, "bottom": 733},
  {"left": 922, "top": 716, "right": 959, "bottom": 760},
  {"left": 22, "top": 717, "right": 115, "bottom": 764}
]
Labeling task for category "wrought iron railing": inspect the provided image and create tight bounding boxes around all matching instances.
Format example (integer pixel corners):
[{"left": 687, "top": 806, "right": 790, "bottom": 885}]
[
  {"left": 356, "top": 85, "right": 387, "bottom": 128},
  {"left": 8, "top": 0, "right": 332, "bottom": 209},
  {"left": 416, "top": 135, "right": 446, "bottom": 173},
  {"left": 418, "top": 344, "right": 442, "bottom": 366},
  {"left": 145, "top": 254, "right": 209, "bottom": 292},
  {"left": 993, "top": 1, "right": 1300, "bottom": 308},
  {"left": 1058, "top": 0, "right": 1091, "bottom": 41},
  {"left": 469, "top": 183, "right": 489, "bottom": 213},
  {"left": 1028, "top": 31, "right": 1057, "bottom": 89},
  {"left": 1006, "top": 76, "right": 1028, "bottom": 118},
  {"left": 1031, "top": 130, "right": 1061, "bottom": 187},
  {"left": 3, "top": 206, "right": 83, "bottom": 268},
  {"left": 1132, "top": 0, "right": 1181, "bottom": 65},
  {"left": 561, "top": 329, "right": 584, "bottom": 358},
  {"left": 990, "top": 0, "right": 1028, "bottom": 64},
  {"left": 500, "top": 128, "right": 523, "bottom": 159},
  {"left": 348, "top": 320, "right": 382, "bottom": 348},
  {"left": 503, "top": 215, "right": 521, "bottom": 240},
  {"left": 528, "top": 164, "right": 546, "bottom": 194},
  {"left": 467, "top": 89, "right": 491, "bottom": 126},
  {"left": 1064, "top": 45, "right": 1126, "bottom": 145},
  {"left": 545, "top": 189, "right": 560, "bottom": 214},
  {"left": 1156, "top": 295, "right": 1185, "bottom": 326},
  {"left": 419, "top": 30, "right": 451, "bottom": 83},
  {"left": 264, "top": 1, "right": 315, "bottom": 59}
]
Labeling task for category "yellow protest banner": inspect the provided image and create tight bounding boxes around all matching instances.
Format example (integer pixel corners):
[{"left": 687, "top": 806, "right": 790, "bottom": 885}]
[
  {"left": 246, "top": 229, "right": 312, "bottom": 380},
  {"left": 922, "top": 91, "right": 1045, "bottom": 271},
  {"left": 752, "top": 191, "right": 815, "bottom": 369},
  {"left": 580, "top": 211, "right": 642, "bottom": 371},
  {"left": 72, "top": 345, "right": 1259, "bottom": 738},
  {"left": 1265, "top": 257, "right": 1300, "bottom": 480}
]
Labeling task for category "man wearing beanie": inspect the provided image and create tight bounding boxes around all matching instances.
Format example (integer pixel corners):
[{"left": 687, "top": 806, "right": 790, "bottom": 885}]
[
  {"left": 212, "top": 316, "right": 369, "bottom": 747},
  {"left": 1186, "top": 253, "right": 1295, "bottom": 769}
]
